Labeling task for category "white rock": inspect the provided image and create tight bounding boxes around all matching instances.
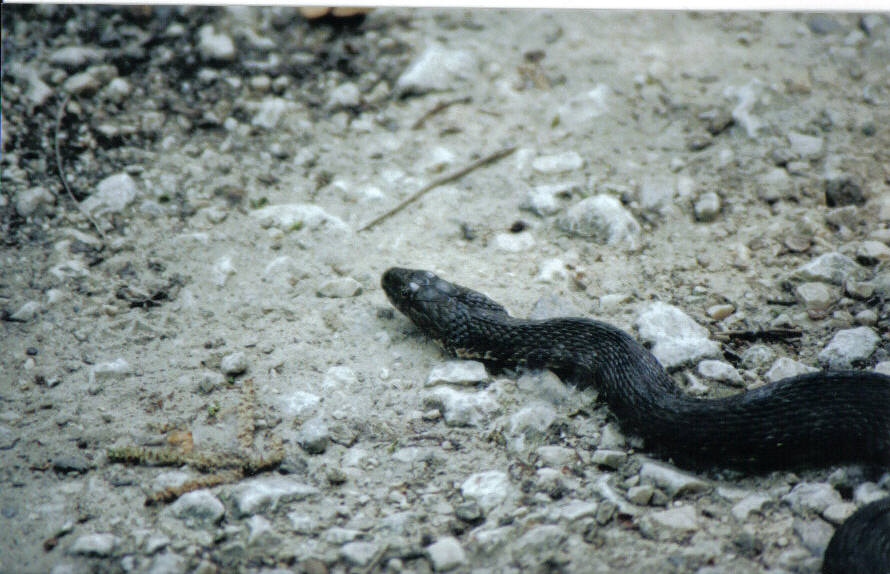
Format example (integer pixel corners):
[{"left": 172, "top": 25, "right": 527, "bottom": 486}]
[
  {"left": 427, "top": 361, "right": 488, "bottom": 385},
  {"left": 697, "top": 360, "right": 743, "bottom": 386},
  {"left": 426, "top": 536, "right": 467, "bottom": 571},
  {"left": 322, "top": 365, "right": 358, "bottom": 389},
  {"left": 232, "top": 477, "right": 318, "bottom": 517},
  {"left": 557, "top": 84, "right": 611, "bottom": 123},
  {"left": 853, "top": 482, "right": 888, "bottom": 505},
  {"left": 511, "top": 525, "right": 567, "bottom": 560},
  {"left": 638, "top": 176, "right": 676, "bottom": 212},
  {"left": 396, "top": 43, "right": 478, "bottom": 94},
  {"left": 317, "top": 276, "right": 362, "bottom": 298},
  {"left": 167, "top": 490, "right": 225, "bottom": 526},
  {"left": 81, "top": 173, "right": 138, "bottom": 217},
  {"left": 461, "top": 470, "right": 510, "bottom": 513},
  {"left": 535, "top": 258, "right": 569, "bottom": 284},
  {"left": 69, "top": 533, "right": 118, "bottom": 556},
  {"left": 876, "top": 362, "right": 890, "bottom": 376},
  {"left": 327, "top": 82, "right": 361, "bottom": 109},
  {"left": 532, "top": 151, "right": 584, "bottom": 174},
  {"left": 278, "top": 390, "right": 320, "bottom": 418},
  {"left": 521, "top": 182, "right": 576, "bottom": 216},
  {"left": 635, "top": 302, "right": 721, "bottom": 369},
  {"left": 10, "top": 300, "right": 41, "bottom": 321},
  {"left": 508, "top": 402, "right": 557, "bottom": 439},
  {"left": 726, "top": 79, "right": 766, "bottom": 138},
  {"left": 787, "top": 131, "right": 824, "bottom": 159},
  {"left": 251, "top": 203, "right": 347, "bottom": 232},
  {"left": 856, "top": 240, "right": 890, "bottom": 264},
  {"left": 764, "top": 357, "right": 818, "bottom": 382},
  {"left": 299, "top": 416, "right": 329, "bottom": 454},
  {"left": 105, "top": 78, "right": 131, "bottom": 103},
  {"left": 341, "top": 541, "right": 380, "bottom": 567},
  {"left": 782, "top": 482, "right": 842, "bottom": 514},
  {"left": 212, "top": 256, "right": 235, "bottom": 287},
  {"left": 639, "top": 461, "right": 709, "bottom": 497},
  {"left": 758, "top": 167, "right": 793, "bottom": 202},
  {"left": 323, "top": 527, "right": 361, "bottom": 545},
  {"left": 198, "top": 25, "right": 235, "bottom": 62},
  {"left": 425, "top": 387, "right": 498, "bottom": 427},
  {"left": 220, "top": 351, "right": 247, "bottom": 375},
  {"left": 50, "top": 46, "right": 106, "bottom": 69},
  {"left": 493, "top": 232, "right": 535, "bottom": 252},
  {"left": 818, "top": 327, "right": 880, "bottom": 369},
  {"left": 822, "top": 502, "right": 857, "bottom": 525},
  {"left": 591, "top": 449, "right": 627, "bottom": 469},
  {"left": 557, "top": 195, "right": 641, "bottom": 248},
  {"left": 795, "top": 282, "right": 836, "bottom": 311},
  {"left": 246, "top": 515, "right": 280, "bottom": 547},
  {"left": 731, "top": 493, "right": 773, "bottom": 521},
  {"left": 693, "top": 191, "right": 721, "bottom": 221},
  {"left": 90, "top": 358, "right": 130, "bottom": 382},
  {"left": 792, "top": 252, "right": 867, "bottom": 285},
  {"left": 556, "top": 499, "right": 599, "bottom": 521},
  {"left": 251, "top": 97, "right": 296, "bottom": 130},
  {"left": 15, "top": 187, "right": 55, "bottom": 216},
  {"left": 639, "top": 506, "right": 698, "bottom": 540}
]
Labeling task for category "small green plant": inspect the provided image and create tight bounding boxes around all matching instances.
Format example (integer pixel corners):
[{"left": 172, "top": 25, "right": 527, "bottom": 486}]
[{"left": 207, "top": 402, "right": 220, "bottom": 419}]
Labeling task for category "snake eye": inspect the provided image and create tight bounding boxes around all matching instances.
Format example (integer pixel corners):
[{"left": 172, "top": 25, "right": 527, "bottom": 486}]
[{"left": 402, "top": 281, "right": 420, "bottom": 298}]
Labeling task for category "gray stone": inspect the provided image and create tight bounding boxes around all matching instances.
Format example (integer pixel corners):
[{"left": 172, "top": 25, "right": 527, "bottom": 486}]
[
  {"left": 556, "top": 499, "right": 598, "bottom": 521},
  {"left": 508, "top": 402, "right": 557, "bottom": 443},
  {"left": 758, "top": 167, "right": 793, "bottom": 203},
  {"left": 591, "top": 449, "right": 627, "bottom": 469},
  {"left": 782, "top": 482, "right": 842, "bottom": 514},
  {"left": 532, "top": 152, "right": 584, "bottom": 175},
  {"left": 323, "top": 365, "right": 358, "bottom": 389},
  {"left": 424, "top": 387, "right": 498, "bottom": 427},
  {"left": 212, "top": 256, "right": 235, "bottom": 287},
  {"left": 168, "top": 490, "right": 225, "bottom": 526},
  {"left": 198, "top": 25, "right": 235, "bottom": 62},
  {"left": 299, "top": 417, "right": 329, "bottom": 454},
  {"left": 15, "top": 187, "right": 55, "bottom": 216},
  {"left": 557, "top": 195, "right": 641, "bottom": 248},
  {"left": 876, "top": 362, "right": 890, "bottom": 376},
  {"left": 787, "top": 131, "right": 824, "bottom": 159},
  {"left": 341, "top": 541, "right": 380, "bottom": 567},
  {"left": 825, "top": 175, "right": 866, "bottom": 207},
  {"left": 693, "top": 192, "right": 721, "bottom": 222},
  {"left": 146, "top": 551, "right": 186, "bottom": 574},
  {"left": 793, "top": 518, "right": 833, "bottom": 556},
  {"left": 461, "top": 470, "right": 510, "bottom": 513},
  {"left": 316, "top": 277, "right": 362, "bottom": 298},
  {"left": 232, "top": 477, "right": 318, "bottom": 517},
  {"left": 740, "top": 344, "right": 777, "bottom": 370},
  {"left": 327, "top": 82, "right": 361, "bottom": 109},
  {"left": 795, "top": 282, "right": 837, "bottom": 311},
  {"left": 246, "top": 515, "right": 280, "bottom": 548},
  {"left": 639, "top": 506, "right": 698, "bottom": 540},
  {"left": 220, "top": 351, "right": 248, "bottom": 376},
  {"left": 765, "top": 357, "right": 819, "bottom": 382},
  {"left": 731, "top": 493, "right": 772, "bottom": 521},
  {"left": 856, "top": 240, "right": 890, "bottom": 265},
  {"left": 53, "top": 455, "right": 91, "bottom": 473},
  {"left": 521, "top": 182, "right": 576, "bottom": 216},
  {"left": 822, "top": 502, "right": 857, "bottom": 525},
  {"left": 82, "top": 173, "right": 138, "bottom": 217},
  {"left": 627, "top": 485, "right": 655, "bottom": 505},
  {"left": 529, "top": 294, "right": 582, "bottom": 320},
  {"left": 251, "top": 203, "right": 347, "bottom": 232},
  {"left": 105, "top": 78, "right": 131, "bottom": 103},
  {"left": 511, "top": 525, "right": 566, "bottom": 563},
  {"left": 697, "top": 360, "right": 743, "bottom": 386},
  {"left": 635, "top": 302, "right": 721, "bottom": 369},
  {"left": 817, "top": 327, "right": 880, "bottom": 368},
  {"left": 63, "top": 71, "right": 100, "bottom": 95},
  {"left": 250, "top": 97, "right": 296, "bottom": 130},
  {"left": 426, "top": 536, "right": 467, "bottom": 571},
  {"left": 396, "top": 43, "right": 478, "bottom": 95},
  {"left": 50, "top": 46, "right": 106, "bottom": 69},
  {"left": 427, "top": 361, "right": 487, "bottom": 385},
  {"left": 536, "top": 445, "right": 576, "bottom": 467},
  {"left": 90, "top": 358, "right": 130, "bottom": 384},
  {"left": 639, "top": 461, "right": 709, "bottom": 497},
  {"left": 323, "top": 527, "right": 361, "bottom": 544},
  {"left": 853, "top": 482, "right": 888, "bottom": 505},
  {"left": 278, "top": 390, "right": 320, "bottom": 418},
  {"left": 69, "top": 533, "right": 118, "bottom": 556},
  {"left": 792, "top": 252, "right": 867, "bottom": 285}
]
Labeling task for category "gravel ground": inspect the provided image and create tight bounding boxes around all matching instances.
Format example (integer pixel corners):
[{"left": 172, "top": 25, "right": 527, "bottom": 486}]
[{"left": 2, "top": 7, "right": 890, "bottom": 574}]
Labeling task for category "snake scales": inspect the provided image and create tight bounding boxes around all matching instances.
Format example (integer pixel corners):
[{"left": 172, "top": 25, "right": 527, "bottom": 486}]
[{"left": 382, "top": 267, "right": 890, "bottom": 574}]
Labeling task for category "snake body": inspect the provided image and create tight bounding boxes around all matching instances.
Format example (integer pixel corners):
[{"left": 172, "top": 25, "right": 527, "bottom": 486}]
[{"left": 382, "top": 267, "right": 890, "bottom": 573}]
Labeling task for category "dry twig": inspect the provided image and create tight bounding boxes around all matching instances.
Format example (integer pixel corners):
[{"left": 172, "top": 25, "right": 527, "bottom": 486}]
[
  {"left": 358, "top": 145, "right": 517, "bottom": 232},
  {"left": 54, "top": 93, "right": 107, "bottom": 241}
]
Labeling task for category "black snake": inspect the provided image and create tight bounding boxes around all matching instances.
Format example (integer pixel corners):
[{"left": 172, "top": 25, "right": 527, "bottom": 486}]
[{"left": 382, "top": 267, "right": 890, "bottom": 574}]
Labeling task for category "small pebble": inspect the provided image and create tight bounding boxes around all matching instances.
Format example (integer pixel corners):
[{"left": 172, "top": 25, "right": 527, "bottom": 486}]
[
  {"left": 69, "top": 533, "right": 118, "bottom": 557},
  {"left": 764, "top": 357, "right": 818, "bottom": 382},
  {"left": 198, "top": 25, "right": 235, "bottom": 62},
  {"left": 426, "top": 536, "right": 467, "bottom": 571},
  {"left": 818, "top": 327, "right": 880, "bottom": 368},
  {"left": 427, "top": 361, "right": 488, "bottom": 386},
  {"left": 461, "top": 470, "right": 510, "bottom": 513},
  {"left": 787, "top": 131, "right": 824, "bottom": 159},
  {"left": 532, "top": 151, "right": 584, "bottom": 174},
  {"left": 317, "top": 276, "right": 362, "bottom": 298},
  {"left": 220, "top": 351, "right": 248, "bottom": 376},
  {"left": 795, "top": 282, "right": 836, "bottom": 311},
  {"left": 557, "top": 195, "right": 641, "bottom": 249},
  {"left": 693, "top": 192, "right": 720, "bottom": 222},
  {"left": 697, "top": 360, "right": 744, "bottom": 386}
]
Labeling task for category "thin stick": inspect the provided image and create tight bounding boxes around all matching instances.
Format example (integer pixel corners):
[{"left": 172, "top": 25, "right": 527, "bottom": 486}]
[
  {"left": 714, "top": 328, "right": 802, "bottom": 342},
  {"left": 411, "top": 96, "right": 472, "bottom": 130},
  {"left": 54, "top": 93, "right": 107, "bottom": 241},
  {"left": 358, "top": 145, "right": 517, "bottom": 232}
]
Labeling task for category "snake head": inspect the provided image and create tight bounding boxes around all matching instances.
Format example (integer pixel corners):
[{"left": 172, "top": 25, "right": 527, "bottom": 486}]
[{"left": 381, "top": 267, "right": 471, "bottom": 346}]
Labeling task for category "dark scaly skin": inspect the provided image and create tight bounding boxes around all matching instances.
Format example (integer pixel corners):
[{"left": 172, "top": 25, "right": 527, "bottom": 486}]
[{"left": 381, "top": 267, "right": 890, "bottom": 573}]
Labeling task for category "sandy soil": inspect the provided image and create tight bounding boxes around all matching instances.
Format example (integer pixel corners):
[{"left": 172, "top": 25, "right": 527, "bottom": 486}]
[{"left": 1, "top": 7, "right": 889, "bottom": 574}]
